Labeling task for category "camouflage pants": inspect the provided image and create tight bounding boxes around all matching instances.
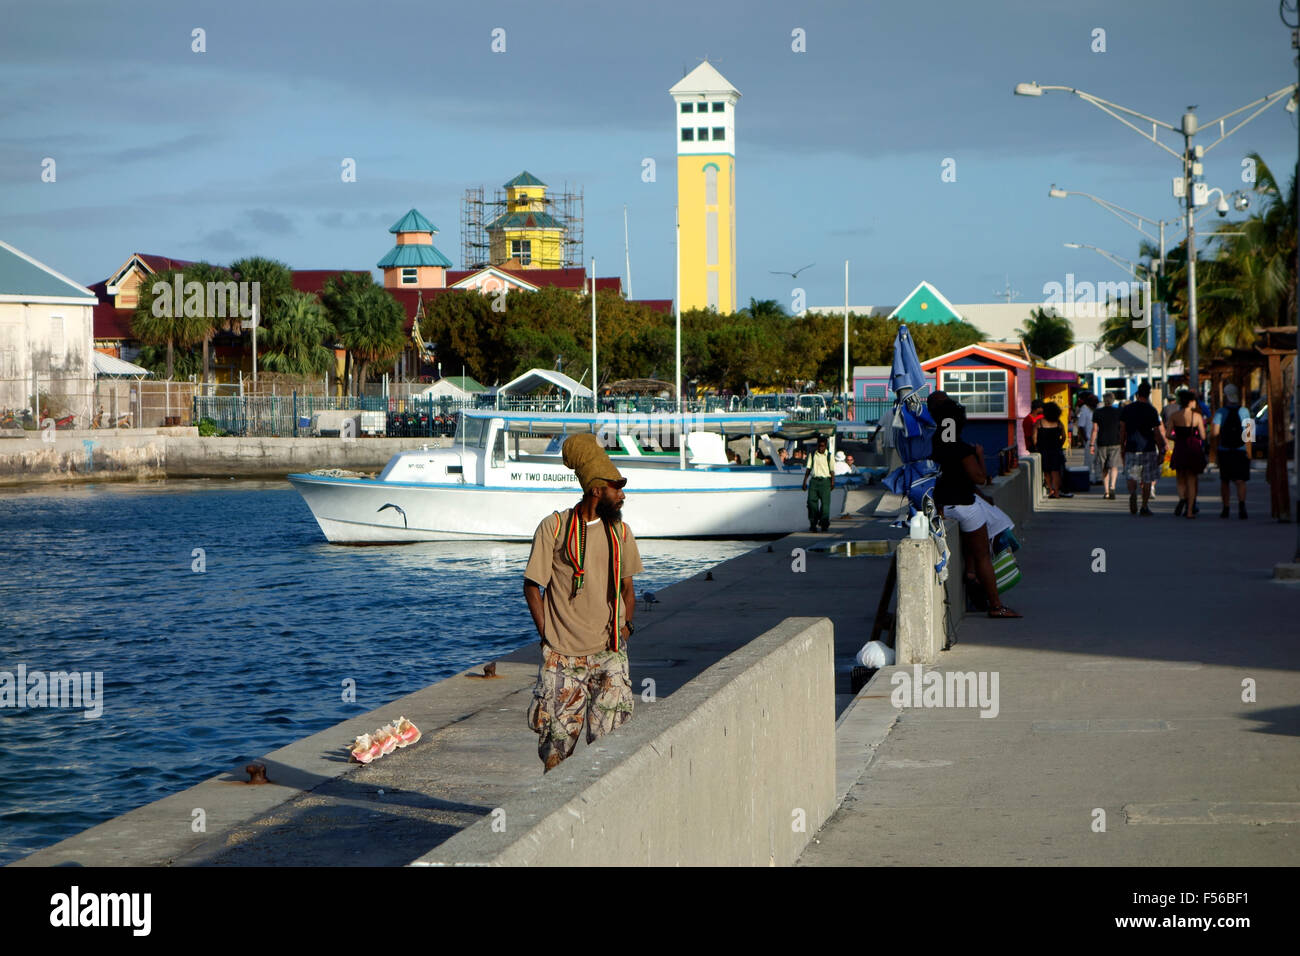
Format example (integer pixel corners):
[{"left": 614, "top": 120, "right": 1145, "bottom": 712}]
[{"left": 527, "top": 646, "right": 633, "bottom": 771}]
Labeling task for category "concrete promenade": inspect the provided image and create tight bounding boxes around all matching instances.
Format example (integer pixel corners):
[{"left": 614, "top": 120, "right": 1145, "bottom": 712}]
[{"left": 801, "top": 465, "right": 1300, "bottom": 866}]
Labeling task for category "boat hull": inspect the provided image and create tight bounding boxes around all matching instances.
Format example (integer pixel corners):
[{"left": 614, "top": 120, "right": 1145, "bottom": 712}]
[{"left": 288, "top": 474, "right": 849, "bottom": 543}]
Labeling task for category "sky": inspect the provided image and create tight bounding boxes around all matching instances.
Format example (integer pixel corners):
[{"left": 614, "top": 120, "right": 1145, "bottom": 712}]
[{"left": 2, "top": 0, "right": 1298, "bottom": 315}]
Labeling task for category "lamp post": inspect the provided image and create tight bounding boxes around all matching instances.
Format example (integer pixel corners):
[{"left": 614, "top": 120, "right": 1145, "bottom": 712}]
[
  {"left": 1049, "top": 185, "right": 1251, "bottom": 393},
  {"left": 843, "top": 260, "right": 850, "bottom": 421},
  {"left": 1017, "top": 81, "right": 1296, "bottom": 391},
  {"left": 1284, "top": 1, "right": 1300, "bottom": 555}
]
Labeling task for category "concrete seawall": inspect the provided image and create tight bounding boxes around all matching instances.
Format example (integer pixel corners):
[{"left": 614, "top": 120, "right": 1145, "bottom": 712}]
[
  {"left": 0, "top": 433, "right": 451, "bottom": 485},
  {"left": 416, "top": 617, "right": 836, "bottom": 867}
]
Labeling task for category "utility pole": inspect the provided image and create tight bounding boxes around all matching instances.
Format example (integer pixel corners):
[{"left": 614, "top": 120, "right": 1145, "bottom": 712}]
[
  {"left": 1181, "top": 112, "right": 1200, "bottom": 393},
  {"left": 1287, "top": 0, "right": 1300, "bottom": 554}
]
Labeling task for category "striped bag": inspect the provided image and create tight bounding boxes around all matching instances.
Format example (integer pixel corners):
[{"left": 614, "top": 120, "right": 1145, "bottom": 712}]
[{"left": 992, "top": 547, "right": 1021, "bottom": 593}]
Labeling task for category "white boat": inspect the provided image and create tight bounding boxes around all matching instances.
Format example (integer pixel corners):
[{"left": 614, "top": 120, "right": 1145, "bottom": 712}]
[{"left": 287, "top": 409, "right": 851, "bottom": 542}]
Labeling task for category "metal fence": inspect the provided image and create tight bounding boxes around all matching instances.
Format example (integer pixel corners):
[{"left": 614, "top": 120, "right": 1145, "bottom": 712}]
[
  {"left": 192, "top": 393, "right": 474, "bottom": 438},
  {"left": 1, "top": 377, "right": 197, "bottom": 429}
]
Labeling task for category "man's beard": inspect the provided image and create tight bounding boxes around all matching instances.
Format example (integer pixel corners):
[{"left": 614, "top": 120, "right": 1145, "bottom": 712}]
[{"left": 595, "top": 497, "right": 623, "bottom": 523}]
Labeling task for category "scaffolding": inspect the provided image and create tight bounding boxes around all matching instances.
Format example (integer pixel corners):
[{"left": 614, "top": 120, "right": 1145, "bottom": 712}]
[{"left": 460, "top": 180, "right": 584, "bottom": 270}]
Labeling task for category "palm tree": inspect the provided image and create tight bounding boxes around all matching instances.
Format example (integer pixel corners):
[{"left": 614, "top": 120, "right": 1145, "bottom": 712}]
[
  {"left": 261, "top": 290, "right": 336, "bottom": 376},
  {"left": 741, "top": 298, "right": 787, "bottom": 319},
  {"left": 321, "top": 273, "right": 406, "bottom": 393},
  {"left": 1017, "top": 307, "right": 1074, "bottom": 358},
  {"left": 229, "top": 257, "right": 294, "bottom": 331},
  {"left": 1153, "top": 153, "right": 1296, "bottom": 363},
  {"left": 131, "top": 267, "right": 217, "bottom": 379}
]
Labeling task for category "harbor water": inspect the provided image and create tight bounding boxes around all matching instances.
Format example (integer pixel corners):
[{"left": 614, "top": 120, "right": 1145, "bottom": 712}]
[{"left": 0, "top": 480, "right": 753, "bottom": 865}]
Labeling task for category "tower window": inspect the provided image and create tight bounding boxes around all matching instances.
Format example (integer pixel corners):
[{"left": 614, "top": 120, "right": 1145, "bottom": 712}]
[
  {"left": 511, "top": 239, "right": 532, "bottom": 265},
  {"left": 401, "top": 267, "right": 418, "bottom": 285},
  {"left": 681, "top": 103, "right": 693, "bottom": 113},
  {"left": 697, "top": 127, "right": 708, "bottom": 140},
  {"left": 706, "top": 211, "right": 718, "bottom": 265},
  {"left": 712, "top": 127, "right": 725, "bottom": 141},
  {"left": 711, "top": 102, "right": 724, "bottom": 112},
  {"left": 681, "top": 128, "right": 694, "bottom": 141},
  {"left": 705, "top": 165, "right": 718, "bottom": 205}
]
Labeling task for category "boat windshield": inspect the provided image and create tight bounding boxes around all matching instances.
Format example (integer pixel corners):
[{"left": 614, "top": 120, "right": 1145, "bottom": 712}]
[{"left": 454, "top": 414, "right": 492, "bottom": 448}]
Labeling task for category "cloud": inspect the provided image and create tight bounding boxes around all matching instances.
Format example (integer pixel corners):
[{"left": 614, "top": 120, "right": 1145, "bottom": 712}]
[{"left": 244, "top": 208, "right": 293, "bottom": 235}]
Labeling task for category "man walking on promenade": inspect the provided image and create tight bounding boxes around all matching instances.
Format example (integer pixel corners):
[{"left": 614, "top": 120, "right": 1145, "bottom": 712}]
[
  {"left": 523, "top": 433, "right": 643, "bottom": 772},
  {"left": 1118, "top": 382, "right": 1167, "bottom": 516},
  {"left": 1090, "top": 391, "right": 1123, "bottom": 499},
  {"left": 1212, "top": 383, "right": 1253, "bottom": 520},
  {"left": 802, "top": 435, "right": 835, "bottom": 532}
]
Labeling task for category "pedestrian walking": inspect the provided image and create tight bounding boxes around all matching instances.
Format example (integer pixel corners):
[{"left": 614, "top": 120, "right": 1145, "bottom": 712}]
[
  {"left": 1090, "top": 391, "right": 1123, "bottom": 499},
  {"left": 802, "top": 436, "right": 835, "bottom": 532},
  {"left": 930, "top": 396, "right": 1021, "bottom": 618},
  {"left": 522, "top": 433, "right": 644, "bottom": 772},
  {"left": 1168, "top": 389, "right": 1207, "bottom": 518},
  {"left": 1211, "top": 383, "right": 1253, "bottom": 520},
  {"left": 1077, "top": 393, "right": 1097, "bottom": 483},
  {"left": 1118, "top": 382, "right": 1167, "bottom": 516},
  {"left": 1035, "top": 402, "right": 1071, "bottom": 498}
]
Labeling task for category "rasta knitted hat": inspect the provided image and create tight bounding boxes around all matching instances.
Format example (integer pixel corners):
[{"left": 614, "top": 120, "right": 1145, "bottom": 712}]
[{"left": 561, "top": 432, "right": 627, "bottom": 492}]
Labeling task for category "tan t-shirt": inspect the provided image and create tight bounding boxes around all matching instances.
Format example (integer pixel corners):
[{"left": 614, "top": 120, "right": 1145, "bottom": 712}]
[
  {"left": 524, "top": 510, "right": 644, "bottom": 656},
  {"left": 807, "top": 449, "right": 833, "bottom": 479}
]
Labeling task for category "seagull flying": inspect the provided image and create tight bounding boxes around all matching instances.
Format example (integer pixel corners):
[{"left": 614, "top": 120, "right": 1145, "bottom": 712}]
[{"left": 770, "top": 263, "right": 815, "bottom": 279}]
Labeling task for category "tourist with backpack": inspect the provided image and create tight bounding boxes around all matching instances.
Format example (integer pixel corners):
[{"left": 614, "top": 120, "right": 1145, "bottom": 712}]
[
  {"left": 1118, "top": 382, "right": 1167, "bottom": 516},
  {"left": 1212, "top": 383, "right": 1253, "bottom": 520}
]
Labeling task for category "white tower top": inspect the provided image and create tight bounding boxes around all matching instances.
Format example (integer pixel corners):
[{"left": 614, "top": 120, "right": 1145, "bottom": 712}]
[{"left": 670, "top": 61, "right": 740, "bottom": 157}]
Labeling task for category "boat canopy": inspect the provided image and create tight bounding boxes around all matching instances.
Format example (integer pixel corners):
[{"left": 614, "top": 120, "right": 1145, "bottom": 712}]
[
  {"left": 461, "top": 408, "right": 785, "bottom": 432},
  {"left": 497, "top": 368, "right": 593, "bottom": 401}
]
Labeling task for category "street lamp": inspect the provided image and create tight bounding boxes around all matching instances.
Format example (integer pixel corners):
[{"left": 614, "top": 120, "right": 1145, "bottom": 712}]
[
  {"left": 1017, "top": 81, "right": 1297, "bottom": 390},
  {"left": 1284, "top": 1, "right": 1300, "bottom": 552},
  {"left": 1048, "top": 185, "right": 1250, "bottom": 391}
]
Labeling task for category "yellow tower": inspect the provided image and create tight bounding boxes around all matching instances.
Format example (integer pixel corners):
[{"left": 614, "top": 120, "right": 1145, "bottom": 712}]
[
  {"left": 487, "top": 171, "right": 566, "bottom": 270},
  {"left": 671, "top": 61, "right": 740, "bottom": 313}
]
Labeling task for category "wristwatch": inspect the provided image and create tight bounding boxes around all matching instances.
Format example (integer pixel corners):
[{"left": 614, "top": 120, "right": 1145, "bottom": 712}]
[{"left": 624, "top": 620, "right": 635, "bottom": 635}]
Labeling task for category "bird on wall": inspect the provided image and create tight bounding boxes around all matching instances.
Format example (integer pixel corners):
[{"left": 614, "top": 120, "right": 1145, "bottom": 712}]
[{"left": 770, "top": 264, "right": 814, "bottom": 279}]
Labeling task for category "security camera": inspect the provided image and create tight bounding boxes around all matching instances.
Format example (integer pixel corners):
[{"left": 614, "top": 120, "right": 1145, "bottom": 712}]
[
  {"left": 1234, "top": 194, "right": 1250, "bottom": 212},
  {"left": 1216, "top": 196, "right": 1229, "bottom": 217}
]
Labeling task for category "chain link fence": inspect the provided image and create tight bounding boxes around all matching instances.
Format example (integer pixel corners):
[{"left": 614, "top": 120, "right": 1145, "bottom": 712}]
[{"left": 0, "top": 377, "right": 198, "bottom": 430}]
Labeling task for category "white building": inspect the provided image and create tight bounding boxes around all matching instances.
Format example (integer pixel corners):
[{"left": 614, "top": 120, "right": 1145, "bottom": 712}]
[
  {"left": 807, "top": 285, "right": 1110, "bottom": 344},
  {"left": 0, "top": 240, "right": 99, "bottom": 418}
]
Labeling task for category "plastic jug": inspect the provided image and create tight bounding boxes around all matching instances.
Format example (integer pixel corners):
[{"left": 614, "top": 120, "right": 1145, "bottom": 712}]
[{"left": 908, "top": 511, "right": 930, "bottom": 539}]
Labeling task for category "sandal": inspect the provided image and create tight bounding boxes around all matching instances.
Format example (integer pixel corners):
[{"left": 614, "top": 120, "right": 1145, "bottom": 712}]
[{"left": 988, "top": 605, "right": 1022, "bottom": 618}]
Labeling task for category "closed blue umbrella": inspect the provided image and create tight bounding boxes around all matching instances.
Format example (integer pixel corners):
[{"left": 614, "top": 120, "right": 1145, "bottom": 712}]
[
  {"left": 886, "top": 324, "right": 936, "bottom": 506},
  {"left": 889, "top": 323, "right": 927, "bottom": 397},
  {"left": 883, "top": 324, "right": 949, "bottom": 580}
]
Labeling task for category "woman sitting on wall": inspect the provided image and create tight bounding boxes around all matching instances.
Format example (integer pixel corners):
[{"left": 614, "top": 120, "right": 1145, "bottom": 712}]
[{"left": 930, "top": 397, "right": 1021, "bottom": 619}]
